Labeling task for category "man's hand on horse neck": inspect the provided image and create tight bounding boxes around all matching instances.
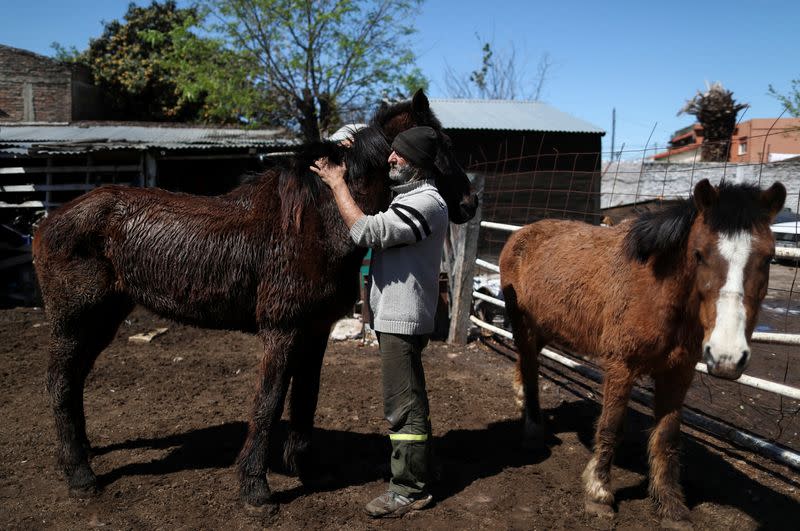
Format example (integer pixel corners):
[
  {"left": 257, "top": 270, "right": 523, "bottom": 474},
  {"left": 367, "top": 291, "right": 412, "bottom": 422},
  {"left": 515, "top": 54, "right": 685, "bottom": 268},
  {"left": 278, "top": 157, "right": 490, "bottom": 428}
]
[{"left": 310, "top": 157, "right": 364, "bottom": 229}]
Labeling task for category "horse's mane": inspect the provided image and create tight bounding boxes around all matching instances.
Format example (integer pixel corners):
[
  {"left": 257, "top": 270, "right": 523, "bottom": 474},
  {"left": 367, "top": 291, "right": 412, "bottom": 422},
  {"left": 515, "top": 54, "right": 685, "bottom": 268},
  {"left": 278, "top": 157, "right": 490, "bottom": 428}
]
[
  {"left": 705, "top": 181, "right": 772, "bottom": 234},
  {"left": 278, "top": 126, "right": 391, "bottom": 231},
  {"left": 623, "top": 200, "right": 697, "bottom": 264},
  {"left": 623, "top": 180, "right": 772, "bottom": 264}
]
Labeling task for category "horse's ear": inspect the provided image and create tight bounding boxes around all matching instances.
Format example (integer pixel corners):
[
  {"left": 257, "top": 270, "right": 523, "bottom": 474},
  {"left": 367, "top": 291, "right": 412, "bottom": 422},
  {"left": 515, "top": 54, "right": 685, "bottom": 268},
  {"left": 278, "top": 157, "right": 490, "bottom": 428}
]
[
  {"left": 411, "top": 89, "right": 429, "bottom": 113},
  {"left": 760, "top": 182, "right": 786, "bottom": 221},
  {"left": 693, "top": 179, "right": 717, "bottom": 213}
]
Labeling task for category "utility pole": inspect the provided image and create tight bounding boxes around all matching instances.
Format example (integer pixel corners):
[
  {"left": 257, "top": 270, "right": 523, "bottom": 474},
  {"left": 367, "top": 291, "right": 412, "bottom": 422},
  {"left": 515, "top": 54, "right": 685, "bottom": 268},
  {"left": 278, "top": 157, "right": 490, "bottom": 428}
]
[{"left": 611, "top": 107, "right": 616, "bottom": 161}]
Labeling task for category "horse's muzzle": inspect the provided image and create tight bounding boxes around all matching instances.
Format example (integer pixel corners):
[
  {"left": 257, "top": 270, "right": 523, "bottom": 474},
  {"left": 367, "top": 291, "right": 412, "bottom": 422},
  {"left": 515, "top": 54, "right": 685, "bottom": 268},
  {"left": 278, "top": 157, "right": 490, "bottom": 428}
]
[
  {"left": 702, "top": 343, "right": 750, "bottom": 380},
  {"left": 451, "top": 193, "right": 479, "bottom": 224}
]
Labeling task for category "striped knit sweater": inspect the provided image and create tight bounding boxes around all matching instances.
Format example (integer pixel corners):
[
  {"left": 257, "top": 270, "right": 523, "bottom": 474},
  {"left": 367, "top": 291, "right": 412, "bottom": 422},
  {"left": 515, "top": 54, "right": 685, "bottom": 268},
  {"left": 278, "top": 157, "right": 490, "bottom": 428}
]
[{"left": 349, "top": 179, "right": 448, "bottom": 335}]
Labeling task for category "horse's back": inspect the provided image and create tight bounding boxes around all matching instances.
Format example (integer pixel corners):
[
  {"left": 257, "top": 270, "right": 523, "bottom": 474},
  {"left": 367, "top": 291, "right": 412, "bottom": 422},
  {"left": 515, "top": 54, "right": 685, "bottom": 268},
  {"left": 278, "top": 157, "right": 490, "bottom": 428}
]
[
  {"left": 500, "top": 219, "right": 619, "bottom": 285},
  {"left": 34, "top": 184, "right": 265, "bottom": 329},
  {"left": 499, "top": 219, "right": 626, "bottom": 353}
]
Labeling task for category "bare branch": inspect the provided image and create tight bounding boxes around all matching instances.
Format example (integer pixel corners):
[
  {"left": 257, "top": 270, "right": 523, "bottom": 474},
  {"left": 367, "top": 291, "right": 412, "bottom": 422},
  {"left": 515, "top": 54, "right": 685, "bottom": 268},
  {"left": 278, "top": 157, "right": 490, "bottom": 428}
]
[{"left": 443, "top": 34, "right": 551, "bottom": 101}]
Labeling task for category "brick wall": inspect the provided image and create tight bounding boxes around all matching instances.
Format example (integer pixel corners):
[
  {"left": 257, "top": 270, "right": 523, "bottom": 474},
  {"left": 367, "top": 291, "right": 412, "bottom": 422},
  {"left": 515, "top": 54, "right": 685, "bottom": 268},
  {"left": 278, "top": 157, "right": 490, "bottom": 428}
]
[{"left": 0, "top": 45, "right": 73, "bottom": 122}]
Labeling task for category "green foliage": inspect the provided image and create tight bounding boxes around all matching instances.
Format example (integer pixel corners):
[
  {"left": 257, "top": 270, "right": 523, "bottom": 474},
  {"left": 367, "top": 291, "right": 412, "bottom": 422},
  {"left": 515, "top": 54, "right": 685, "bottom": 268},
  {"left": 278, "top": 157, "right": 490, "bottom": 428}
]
[
  {"left": 83, "top": 0, "right": 223, "bottom": 121},
  {"left": 768, "top": 79, "right": 800, "bottom": 117},
  {"left": 469, "top": 42, "right": 492, "bottom": 94},
  {"left": 161, "top": 7, "right": 266, "bottom": 125},
  {"left": 50, "top": 43, "right": 83, "bottom": 63},
  {"left": 201, "top": 0, "right": 428, "bottom": 140},
  {"left": 53, "top": 1, "right": 243, "bottom": 123},
  {"left": 50, "top": 0, "right": 427, "bottom": 133}
]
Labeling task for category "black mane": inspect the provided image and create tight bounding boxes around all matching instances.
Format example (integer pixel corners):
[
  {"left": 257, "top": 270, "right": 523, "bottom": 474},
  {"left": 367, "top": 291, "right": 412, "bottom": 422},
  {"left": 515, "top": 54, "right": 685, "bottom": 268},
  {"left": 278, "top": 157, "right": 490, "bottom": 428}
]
[
  {"left": 343, "top": 126, "right": 391, "bottom": 182},
  {"left": 623, "top": 200, "right": 697, "bottom": 264},
  {"left": 623, "top": 180, "right": 771, "bottom": 264},
  {"left": 707, "top": 181, "right": 773, "bottom": 234},
  {"left": 280, "top": 125, "right": 390, "bottom": 204}
]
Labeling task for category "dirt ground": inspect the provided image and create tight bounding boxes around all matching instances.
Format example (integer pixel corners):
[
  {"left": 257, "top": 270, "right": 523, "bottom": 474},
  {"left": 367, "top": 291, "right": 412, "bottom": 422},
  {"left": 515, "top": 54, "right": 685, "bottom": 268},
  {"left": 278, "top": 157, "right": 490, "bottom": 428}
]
[{"left": 2, "top": 306, "right": 799, "bottom": 530}]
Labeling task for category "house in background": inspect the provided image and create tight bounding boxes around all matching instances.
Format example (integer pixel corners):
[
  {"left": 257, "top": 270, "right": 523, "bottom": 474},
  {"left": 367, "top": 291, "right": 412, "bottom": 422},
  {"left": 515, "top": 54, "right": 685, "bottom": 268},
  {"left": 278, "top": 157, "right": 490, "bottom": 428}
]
[
  {"left": 0, "top": 44, "right": 105, "bottom": 122},
  {"left": 429, "top": 99, "right": 605, "bottom": 258},
  {"left": 652, "top": 124, "right": 704, "bottom": 163},
  {"left": 653, "top": 118, "right": 800, "bottom": 163}
]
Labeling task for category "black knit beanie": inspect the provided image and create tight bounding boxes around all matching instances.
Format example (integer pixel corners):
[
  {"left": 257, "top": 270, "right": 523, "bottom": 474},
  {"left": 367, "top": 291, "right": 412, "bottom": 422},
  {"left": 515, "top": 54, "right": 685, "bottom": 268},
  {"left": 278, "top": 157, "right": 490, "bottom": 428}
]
[{"left": 391, "top": 126, "right": 438, "bottom": 169}]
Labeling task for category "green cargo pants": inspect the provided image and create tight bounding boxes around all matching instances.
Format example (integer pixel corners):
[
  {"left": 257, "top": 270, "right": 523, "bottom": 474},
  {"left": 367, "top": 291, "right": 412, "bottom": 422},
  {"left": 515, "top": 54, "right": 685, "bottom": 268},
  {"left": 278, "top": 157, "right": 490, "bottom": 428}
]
[{"left": 377, "top": 332, "right": 433, "bottom": 498}]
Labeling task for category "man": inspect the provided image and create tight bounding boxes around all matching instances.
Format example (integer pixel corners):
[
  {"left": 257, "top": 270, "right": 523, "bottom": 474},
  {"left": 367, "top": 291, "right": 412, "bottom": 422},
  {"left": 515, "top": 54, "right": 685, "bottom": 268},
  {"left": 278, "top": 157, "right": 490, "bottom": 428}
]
[{"left": 310, "top": 126, "right": 447, "bottom": 518}]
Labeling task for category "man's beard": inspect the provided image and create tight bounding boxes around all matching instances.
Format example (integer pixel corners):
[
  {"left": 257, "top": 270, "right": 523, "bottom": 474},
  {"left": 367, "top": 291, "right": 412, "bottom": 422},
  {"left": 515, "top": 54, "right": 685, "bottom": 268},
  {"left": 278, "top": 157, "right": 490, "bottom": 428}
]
[{"left": 389, "top": 164, "right": 418, "bottom": 183}]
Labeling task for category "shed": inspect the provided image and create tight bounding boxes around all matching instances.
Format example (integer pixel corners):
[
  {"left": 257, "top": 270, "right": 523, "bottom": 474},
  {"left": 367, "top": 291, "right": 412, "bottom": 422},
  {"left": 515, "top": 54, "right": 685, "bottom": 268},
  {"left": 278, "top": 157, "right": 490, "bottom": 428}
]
[{"left": 429, "top": 98, "right": 605, "bottom": 257}]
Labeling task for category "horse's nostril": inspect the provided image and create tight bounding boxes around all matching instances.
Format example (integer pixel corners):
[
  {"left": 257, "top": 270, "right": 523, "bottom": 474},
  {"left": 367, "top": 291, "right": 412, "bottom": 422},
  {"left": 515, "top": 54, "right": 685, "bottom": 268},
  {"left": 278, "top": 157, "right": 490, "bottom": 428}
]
[
  {"left": 737, "top": 350, "right": 750, "bottom": 370},
  {"left": 702, "top": 345, "right": 713, "bottom": 364}
]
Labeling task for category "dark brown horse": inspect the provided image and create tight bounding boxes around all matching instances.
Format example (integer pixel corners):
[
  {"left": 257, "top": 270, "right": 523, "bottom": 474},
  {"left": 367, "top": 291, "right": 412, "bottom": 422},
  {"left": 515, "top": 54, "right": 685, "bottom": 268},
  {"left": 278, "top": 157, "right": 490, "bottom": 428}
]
[
  {"left": 33, "top": 90, "right": 477, "bottom": 511},
  {"left": 500, "top": 179, "right": 785, "bottom": 527}
]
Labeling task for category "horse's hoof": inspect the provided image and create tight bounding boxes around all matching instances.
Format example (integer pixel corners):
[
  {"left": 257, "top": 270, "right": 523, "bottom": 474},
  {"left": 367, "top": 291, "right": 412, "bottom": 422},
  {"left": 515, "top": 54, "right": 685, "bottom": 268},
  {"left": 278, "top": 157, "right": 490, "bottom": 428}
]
[
  {"left": 67, "top": 467, "right": 98, "bottom": 498},
  {"left": 585, "top": 500, "right": 615, "bottom": 518},
  {"left": 521, "top": 422, "right": 546, "bottom": 451},
  {"left": 68, "top": 483, "right": 99, "bottom": 499},
  {"left": 243, "top": 501, "right": 279, "bottom": 520},
  {"left": 660, "top": 517, "right": 693, "bottom": 530}
]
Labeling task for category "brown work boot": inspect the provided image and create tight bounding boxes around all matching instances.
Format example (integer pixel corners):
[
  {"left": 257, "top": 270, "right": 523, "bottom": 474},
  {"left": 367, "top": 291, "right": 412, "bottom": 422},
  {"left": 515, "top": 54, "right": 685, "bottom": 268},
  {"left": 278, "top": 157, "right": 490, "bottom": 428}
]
[{"left": 364, "top": 491, "right": 433, "bottom": 518}]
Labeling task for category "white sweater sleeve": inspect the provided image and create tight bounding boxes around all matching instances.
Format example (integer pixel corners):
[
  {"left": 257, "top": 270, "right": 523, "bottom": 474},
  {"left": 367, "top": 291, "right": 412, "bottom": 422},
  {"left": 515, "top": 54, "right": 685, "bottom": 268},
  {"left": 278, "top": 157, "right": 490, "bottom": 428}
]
[{"left": 350, "top": 191, "right": 446, "bottom": 250}]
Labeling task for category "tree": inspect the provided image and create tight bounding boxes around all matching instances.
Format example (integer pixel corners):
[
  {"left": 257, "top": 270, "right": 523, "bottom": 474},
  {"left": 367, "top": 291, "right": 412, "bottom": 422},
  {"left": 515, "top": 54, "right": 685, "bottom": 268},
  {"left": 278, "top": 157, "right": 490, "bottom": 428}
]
[
  {"left": 200, "top": 0, "right": 428, "bottom": 141},
  {"left": 768, "top": 79, "right": 800, "bottom": 117},
  {"left": 443, "top": 35, "right": 552, "bottom": 101},
  {"left": 679, "top": 82, "right": 748, "bottom": 162},
  {"left": 53, "top": 1, "right": 261, "bottom": 124},
  {"left": 55, "top": 1, "right": 221, "bottom": 121}
]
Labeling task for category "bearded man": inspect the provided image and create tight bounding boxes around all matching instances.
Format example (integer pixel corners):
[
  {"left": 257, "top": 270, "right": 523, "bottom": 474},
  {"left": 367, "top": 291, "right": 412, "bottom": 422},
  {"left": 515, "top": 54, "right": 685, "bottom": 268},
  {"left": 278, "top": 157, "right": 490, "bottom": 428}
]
[{"left": 310, "top": 126, "right": 446, "bottom": 517}]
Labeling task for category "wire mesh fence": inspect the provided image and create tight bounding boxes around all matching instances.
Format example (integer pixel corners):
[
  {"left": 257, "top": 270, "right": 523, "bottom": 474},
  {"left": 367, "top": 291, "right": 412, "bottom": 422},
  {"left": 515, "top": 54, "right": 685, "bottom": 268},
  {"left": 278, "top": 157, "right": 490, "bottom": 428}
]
[{"left": 467, "top": 131, "right": 800, "bottom": 456}]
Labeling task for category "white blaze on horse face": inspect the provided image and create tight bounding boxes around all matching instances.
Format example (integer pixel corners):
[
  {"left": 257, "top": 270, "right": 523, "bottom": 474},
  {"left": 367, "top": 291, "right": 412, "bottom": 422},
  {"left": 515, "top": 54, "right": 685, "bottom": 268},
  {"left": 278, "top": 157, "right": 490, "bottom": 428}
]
[{"left": 706, "top": 231, "right": 752, "bottom": 373}]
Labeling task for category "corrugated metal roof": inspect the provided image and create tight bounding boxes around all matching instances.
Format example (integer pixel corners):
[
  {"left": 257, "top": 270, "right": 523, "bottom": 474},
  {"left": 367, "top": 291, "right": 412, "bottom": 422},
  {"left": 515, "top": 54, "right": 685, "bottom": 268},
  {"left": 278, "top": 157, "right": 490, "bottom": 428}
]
[
  {"left": 429, "top": 99, "right": 605, "bottom": 134},
  {"left": 0, "top": 124, "right": 297, "bottom": 155}
]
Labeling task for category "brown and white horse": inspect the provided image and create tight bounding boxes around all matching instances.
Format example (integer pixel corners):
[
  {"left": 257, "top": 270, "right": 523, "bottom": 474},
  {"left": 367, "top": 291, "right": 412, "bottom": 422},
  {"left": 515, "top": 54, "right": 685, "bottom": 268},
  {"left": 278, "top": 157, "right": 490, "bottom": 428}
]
[{"left": 500, "top": 179, "right": 785, "bottom": 526}]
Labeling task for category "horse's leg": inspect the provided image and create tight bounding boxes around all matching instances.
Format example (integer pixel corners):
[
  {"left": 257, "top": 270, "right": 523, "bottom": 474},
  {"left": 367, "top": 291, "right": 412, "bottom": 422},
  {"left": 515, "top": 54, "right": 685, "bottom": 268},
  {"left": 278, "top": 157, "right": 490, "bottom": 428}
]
[
  {"left": 509, "top": 314, "right": 545, "bottom": 448},
  {"left": 583, "top": 364, "right": 634, "bottom": 517},
  {"left": 73, "top": 297, "right": 134, "bottom": 455},
  {"left": 46, "top": 295, "right": 132, "bottom": 496},
  {"left": 237, "top": 327, "right": 296, "bottom": 511},
  {"left": 649, "top": 362, "right": 695, "bottom": 527},
  {"left": 284, "top": 323, "right": 330, "bottom": 483}
]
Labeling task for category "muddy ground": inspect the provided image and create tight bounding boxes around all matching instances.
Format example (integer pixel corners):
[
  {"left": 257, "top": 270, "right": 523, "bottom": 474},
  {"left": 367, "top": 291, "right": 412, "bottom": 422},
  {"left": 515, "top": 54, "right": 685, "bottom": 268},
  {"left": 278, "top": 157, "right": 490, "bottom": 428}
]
[{"left": 1, "top": 305, "right": 799, "bottom": 530}]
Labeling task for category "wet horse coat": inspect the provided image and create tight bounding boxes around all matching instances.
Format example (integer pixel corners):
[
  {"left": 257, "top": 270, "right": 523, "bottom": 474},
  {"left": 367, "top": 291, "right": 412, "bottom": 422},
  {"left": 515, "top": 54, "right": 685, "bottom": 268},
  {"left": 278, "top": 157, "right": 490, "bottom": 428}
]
[
  {"left": 33, "top": 90, "right": 477, "bottom": 510},
  {"left": 500, "top": 179, "right": 785, "bottom": 526}
]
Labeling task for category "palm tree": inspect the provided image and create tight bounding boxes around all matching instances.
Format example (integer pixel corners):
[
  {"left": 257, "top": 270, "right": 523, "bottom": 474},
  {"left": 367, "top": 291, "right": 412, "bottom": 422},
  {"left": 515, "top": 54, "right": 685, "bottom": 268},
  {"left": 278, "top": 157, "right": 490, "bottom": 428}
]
[{"left": 679, "top": 82, "right": 748, "bottom": 162}]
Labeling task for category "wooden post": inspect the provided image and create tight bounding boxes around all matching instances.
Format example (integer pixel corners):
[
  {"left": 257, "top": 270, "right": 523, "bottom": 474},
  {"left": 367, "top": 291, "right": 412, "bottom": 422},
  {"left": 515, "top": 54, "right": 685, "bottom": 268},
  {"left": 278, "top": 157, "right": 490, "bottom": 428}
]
[
  {"left": 144, "top": 152, "right": 158, "bottom": 188},
  {"left": 447, "top": 173, "right": 483, "bottom": 345},
  {"left": 45, "top": 157, "right": 52, "bottom": 212}
]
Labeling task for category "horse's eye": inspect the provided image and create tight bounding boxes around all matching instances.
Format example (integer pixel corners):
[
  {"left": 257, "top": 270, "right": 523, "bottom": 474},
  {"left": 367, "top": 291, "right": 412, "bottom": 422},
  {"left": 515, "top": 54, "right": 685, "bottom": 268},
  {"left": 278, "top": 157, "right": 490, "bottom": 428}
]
[
  {"left": 694, "top": 249, "right": 704, "bottom": 264},
  {"left": 764, "top": 254, "right": 774, "bottom": 267}
]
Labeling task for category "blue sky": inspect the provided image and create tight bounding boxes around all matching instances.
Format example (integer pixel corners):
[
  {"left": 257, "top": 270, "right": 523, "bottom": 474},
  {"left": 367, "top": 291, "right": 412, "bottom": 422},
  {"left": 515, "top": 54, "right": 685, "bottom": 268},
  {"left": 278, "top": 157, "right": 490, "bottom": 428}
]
[{"left": 2, "top": 0, "right": 798, "bottom": 158}]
